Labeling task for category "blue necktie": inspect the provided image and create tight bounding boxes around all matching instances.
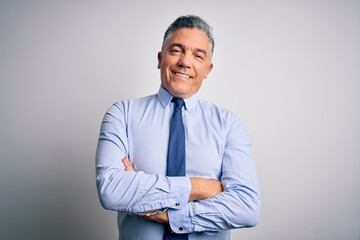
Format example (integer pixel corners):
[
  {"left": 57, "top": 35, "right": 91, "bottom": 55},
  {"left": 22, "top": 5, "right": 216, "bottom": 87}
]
[
  {"left": 167, "top": 98, "right": 186, "bottom": 176},
  {"left": 164, "top": 98, "right": 188, "bottom": 240}
]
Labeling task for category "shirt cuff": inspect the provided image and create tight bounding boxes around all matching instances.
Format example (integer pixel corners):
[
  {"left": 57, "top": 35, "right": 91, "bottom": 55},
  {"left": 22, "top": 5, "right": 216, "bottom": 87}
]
[
  {"left": 167, "top": 176, "right": 191, "bottom": 209},
  {"left": 168, "top": 203, "right": 192, "bottom": 233}
]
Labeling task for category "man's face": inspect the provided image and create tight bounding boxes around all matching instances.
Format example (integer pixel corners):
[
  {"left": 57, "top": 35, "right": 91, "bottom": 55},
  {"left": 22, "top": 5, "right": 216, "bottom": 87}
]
[{"left": 157, "top": 28, "right": 213, "bottom": 99}]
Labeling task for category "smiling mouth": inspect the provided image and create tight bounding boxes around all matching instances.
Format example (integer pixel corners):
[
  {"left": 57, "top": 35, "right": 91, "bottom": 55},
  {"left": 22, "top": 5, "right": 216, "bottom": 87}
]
[{"left": 172, "top": 70, "right": 192, "bottom": 79}]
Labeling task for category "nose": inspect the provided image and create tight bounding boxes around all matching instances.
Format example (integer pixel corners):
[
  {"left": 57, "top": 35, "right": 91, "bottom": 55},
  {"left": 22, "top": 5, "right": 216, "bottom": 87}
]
[{"left": 177, "top": 52, "right": 191, "bottom": 69}]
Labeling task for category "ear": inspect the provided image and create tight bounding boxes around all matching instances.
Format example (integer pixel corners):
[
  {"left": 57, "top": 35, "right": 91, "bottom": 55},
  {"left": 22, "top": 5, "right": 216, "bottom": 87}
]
[
  {"left": 157, "top": 52, "right": 162, "bottom": 69},
  {"left": 204, "top": 63, "right": 214, "bottom": 79}
]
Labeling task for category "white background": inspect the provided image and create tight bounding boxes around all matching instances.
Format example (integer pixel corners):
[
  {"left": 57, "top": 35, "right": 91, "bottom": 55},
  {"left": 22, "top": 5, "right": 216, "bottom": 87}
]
[{"left": 0, "top": 0, "right": 359, "bottom": 239}]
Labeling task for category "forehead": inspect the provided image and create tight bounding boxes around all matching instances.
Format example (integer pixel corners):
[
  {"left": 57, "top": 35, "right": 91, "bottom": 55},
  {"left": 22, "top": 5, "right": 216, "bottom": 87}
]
[{"left": 164, "top": 28, "right": 210, "bottom": 52}]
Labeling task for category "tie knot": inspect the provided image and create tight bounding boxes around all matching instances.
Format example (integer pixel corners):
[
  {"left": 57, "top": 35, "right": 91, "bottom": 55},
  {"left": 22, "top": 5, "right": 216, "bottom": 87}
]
[{"left": 172, "top": 98, "right": 184, "bottom": 110}]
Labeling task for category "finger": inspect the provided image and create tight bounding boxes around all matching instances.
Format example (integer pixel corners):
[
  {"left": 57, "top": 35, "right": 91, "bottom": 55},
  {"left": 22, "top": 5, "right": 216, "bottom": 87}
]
[
  {"left": 122, "top": 158, "right": 131, "bottom": 170},
  {"left": 122, "top": 156, "right": 135, "bottom": 172}
]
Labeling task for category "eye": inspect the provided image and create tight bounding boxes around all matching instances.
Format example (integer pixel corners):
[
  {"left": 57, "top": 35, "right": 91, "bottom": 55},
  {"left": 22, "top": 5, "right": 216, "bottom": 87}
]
[
  {"left": 194, "top": 53, "right": 205, "bottom": 61},
  {"left": 195, "top": 54, "right": 204, "bottom": 60},
  {"left": 168, "top": 46, "right": 182, "bottom": 55}
]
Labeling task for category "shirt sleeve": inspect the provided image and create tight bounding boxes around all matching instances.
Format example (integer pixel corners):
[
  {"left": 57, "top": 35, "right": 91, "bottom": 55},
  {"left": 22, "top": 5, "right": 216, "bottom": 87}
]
[
  {"left": 167, "top": 116, "right": 261, "bottom": 233},
  {"left": 96, "top": 102, "right": 191, "bottom": 214}
]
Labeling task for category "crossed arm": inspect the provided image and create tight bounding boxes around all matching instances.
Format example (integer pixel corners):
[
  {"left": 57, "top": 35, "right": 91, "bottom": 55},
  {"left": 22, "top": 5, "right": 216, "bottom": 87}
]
[
  {"left": 97, "top": 103, "right": 260, "bottom": 232},
  {"left": 122, "top": 156, "right": 223, "bottom": 224}
]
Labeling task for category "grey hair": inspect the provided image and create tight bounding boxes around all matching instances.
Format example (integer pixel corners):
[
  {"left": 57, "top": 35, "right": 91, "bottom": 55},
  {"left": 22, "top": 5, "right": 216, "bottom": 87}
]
[{"left": 161, "top": 15, "right": 214, "bottom": 56}]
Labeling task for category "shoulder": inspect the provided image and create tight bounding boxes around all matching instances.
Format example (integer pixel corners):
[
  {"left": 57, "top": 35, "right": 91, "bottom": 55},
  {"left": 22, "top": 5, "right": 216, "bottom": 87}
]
[
  {"left": 197, "top": 99, "right": 249, "bottom": 136},
  {"left": 105, "top": 94, "right": 157, "bottom": 118},
  {"left": 198, "top": 99, "right": 250, "bottom": 141},
  {"left": 197, "top": 99, "right": 240, "bottom": 124},
  {"left": 111, "top": 94, "right": 156, "bottom": 109}
]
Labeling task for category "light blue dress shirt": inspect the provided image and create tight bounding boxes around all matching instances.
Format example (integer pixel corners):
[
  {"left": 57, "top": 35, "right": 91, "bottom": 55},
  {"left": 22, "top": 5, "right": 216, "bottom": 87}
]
[{"left": 96, "top": 87, "right": 260, "bottom": 240}]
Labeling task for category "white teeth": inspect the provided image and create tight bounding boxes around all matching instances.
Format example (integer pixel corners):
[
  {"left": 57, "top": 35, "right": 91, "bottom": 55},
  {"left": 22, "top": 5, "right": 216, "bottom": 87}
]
[{"left": 176, "top": 73, "right": 190, "bottom": 79}]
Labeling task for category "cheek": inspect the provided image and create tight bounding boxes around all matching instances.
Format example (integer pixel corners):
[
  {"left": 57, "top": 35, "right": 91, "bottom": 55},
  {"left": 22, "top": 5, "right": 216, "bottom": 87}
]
[
  {"left": 200, "top": 65, "right": 212, "bottom": 78},
  {"left": 196, "top": 68, "right": 208, "bottom": 79},
  {"left": 160, "top": 61, "right": 172, "bottom": 76}
]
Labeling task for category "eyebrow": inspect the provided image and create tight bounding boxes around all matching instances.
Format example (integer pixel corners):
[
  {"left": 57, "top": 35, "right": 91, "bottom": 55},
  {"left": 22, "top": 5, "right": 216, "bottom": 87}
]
[{"left": 168, "top": 43, "right": 208, "bottom": 57}]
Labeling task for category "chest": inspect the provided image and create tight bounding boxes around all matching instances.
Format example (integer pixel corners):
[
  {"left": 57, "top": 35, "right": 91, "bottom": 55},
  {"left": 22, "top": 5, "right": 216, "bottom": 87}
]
[{"left": 127, "top": 108, "right": 227, "bottom": 179}]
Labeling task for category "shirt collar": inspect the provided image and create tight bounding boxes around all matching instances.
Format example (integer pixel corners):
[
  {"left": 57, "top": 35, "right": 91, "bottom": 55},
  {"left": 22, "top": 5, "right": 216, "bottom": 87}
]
[{"left": 157, "top": 86, "right": 198, "bottom": 111}]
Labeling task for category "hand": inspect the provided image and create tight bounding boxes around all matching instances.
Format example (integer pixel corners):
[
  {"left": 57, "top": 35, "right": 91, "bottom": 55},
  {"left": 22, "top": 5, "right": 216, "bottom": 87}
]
[
  {"left": 122, "top": 156, "right": 135, "bottom": 172},
  {"left": 140, "top": 211, "right": 169, "bottom": 224}
]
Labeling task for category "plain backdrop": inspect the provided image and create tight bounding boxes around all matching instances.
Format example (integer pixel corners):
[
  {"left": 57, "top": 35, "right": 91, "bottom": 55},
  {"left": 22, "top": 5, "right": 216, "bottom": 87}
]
[{"left": 0, "top": 0, "right": 359, "bottom": 239}]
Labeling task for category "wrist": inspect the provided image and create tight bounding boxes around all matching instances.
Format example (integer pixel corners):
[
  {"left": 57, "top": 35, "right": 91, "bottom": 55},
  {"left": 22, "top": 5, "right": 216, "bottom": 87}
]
[
  {"left": 189, "top": 177, "right": 205, "bottom": 201},
  {"left": 189, "top": 177, "right": 222, "bottom": 201}
]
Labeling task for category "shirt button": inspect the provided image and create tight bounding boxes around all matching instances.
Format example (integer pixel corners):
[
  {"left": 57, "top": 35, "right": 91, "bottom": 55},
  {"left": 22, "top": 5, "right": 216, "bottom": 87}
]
[
  {"left": 178, "top": 227, "right": 184, "bottom": 231},
  {"left": 175, "top": 202, "right": 180, "bottom": 207}
]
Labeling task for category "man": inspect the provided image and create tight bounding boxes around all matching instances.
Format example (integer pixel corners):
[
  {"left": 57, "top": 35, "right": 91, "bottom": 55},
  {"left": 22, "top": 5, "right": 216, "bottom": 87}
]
[{"left": 96, "top": 15, "right": 260, "bottom": 240}]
